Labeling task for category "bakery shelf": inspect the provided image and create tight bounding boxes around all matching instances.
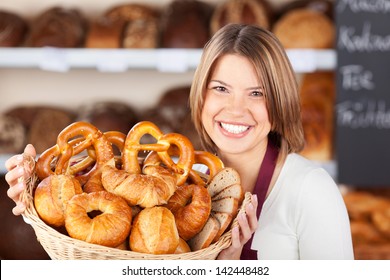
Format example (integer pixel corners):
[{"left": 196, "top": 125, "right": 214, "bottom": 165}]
[{"left": 0, "top": 48, "right": 336, "bottom": 73}]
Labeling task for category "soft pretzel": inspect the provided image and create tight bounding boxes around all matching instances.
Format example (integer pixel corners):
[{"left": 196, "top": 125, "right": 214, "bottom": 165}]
[
  {"left": 165, "top": 184, "right": 211, "bottom": 240},
  {"left": 64, "top": 191, "right": 132, "bottom": 247},
  {"left": 101, "top": 164, "right": 177, "bottom": 208},
  {"left": 144, "top": 148, "right": 223, "bottom": 186},
  {"left": 35, "top": 121, "right": 115, "bottom": 180},
  {"left": 122, "top": 121, "right": 169, "bottom": 174}
]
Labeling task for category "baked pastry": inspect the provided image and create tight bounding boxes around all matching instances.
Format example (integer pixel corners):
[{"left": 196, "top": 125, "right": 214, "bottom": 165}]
[
  {"left": 166, "top": 184, "right": 211, "bottom": 240},
  {"left": 299, "top": 72, "right": 335, "bottom": 161},
  {"left": 129, "top": 206, "right": 180, "bottom": 254},
  {"left": 34, "top": 174, "right": 83, "bottom": 227},
  {"left": 101, "top": 164, "right": 177, "bottom": 208},
  {"left": 25, "top": 7, "right": 86, "bottom": 47},
  {"left": 272, "top": 8, "right": 335, "bottom": 49},
  {"left": 0, "top": 115, "right": 26, "bottom": 154},
  {"left": 210, "top": 0, "right": 273, "bottom": 35},
  {"left": 104, "top": 3, "right": 160, "bottom": 48},
  {"left": 85, "top": 18, "right": 125, "bottom": 48},
  {"left": 160, "top": 0, "right": 213, "bottom": 48},
  {"left": 0, "top": 10, "right": 28, "bottom": 46},
  {"left": 174, "top": 238, "right": 191, "bottom": 254},
  {"left": 65, "top": 191, "right": 132, "bottom": 247}
]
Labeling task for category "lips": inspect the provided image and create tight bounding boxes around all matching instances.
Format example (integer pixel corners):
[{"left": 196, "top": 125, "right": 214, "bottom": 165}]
[{"left": 219, "top": 122, "right": 250, "bottom": 134}]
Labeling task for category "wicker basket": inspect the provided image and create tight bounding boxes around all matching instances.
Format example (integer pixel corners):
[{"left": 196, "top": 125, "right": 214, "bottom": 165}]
[{"left": 21, "top": 159, "right": 252, "bottom": 260}]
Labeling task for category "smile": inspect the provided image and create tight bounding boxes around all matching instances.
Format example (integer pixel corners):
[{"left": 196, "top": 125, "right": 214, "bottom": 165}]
[{"left": 220, "top": 122, "right": 250, "bottom": 134}]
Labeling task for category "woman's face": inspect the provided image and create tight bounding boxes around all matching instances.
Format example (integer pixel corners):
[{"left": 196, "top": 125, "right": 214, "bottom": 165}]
[{"left": 201, "top": 54, "right": 271, "bottom": 156}]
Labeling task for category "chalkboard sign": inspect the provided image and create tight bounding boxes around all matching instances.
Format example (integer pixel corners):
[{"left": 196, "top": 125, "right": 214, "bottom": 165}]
[{"left": 335, "top": 0, "right": 390, "bottom": 186}]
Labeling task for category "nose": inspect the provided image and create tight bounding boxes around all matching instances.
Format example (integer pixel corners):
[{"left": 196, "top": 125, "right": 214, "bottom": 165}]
[{"left": 225, "top": 92, "right": 246, "bottom": 115}]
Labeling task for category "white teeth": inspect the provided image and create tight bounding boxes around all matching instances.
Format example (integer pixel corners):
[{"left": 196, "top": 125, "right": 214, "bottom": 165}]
[{"left": 220, "top": 122, "right": 249, "bottom": 134}]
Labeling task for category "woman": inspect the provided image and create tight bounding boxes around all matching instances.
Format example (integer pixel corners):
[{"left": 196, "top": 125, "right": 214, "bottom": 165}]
[{"left": 4, "top": 24, "right": 353, "bottom": 260}]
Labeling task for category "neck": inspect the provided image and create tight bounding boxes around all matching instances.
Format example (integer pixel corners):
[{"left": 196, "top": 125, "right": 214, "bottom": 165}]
[{"left": 217, "top": 141, "right": 268, "bottom": 194}]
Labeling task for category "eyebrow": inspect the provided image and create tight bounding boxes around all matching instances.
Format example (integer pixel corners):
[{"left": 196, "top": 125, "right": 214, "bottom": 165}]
[{"left": 209, "top": 79, "right": 263, "bottom": 91}]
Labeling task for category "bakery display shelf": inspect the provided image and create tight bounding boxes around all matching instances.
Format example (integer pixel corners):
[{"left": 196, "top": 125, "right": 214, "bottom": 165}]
[{"left": 0, "top": 48, "right": 336, "bottom": 73}]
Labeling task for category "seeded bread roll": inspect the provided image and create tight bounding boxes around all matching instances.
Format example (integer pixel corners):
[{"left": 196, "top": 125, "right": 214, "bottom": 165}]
[{"left": 0, "top": 10, "right": 28, "bottom": 47}]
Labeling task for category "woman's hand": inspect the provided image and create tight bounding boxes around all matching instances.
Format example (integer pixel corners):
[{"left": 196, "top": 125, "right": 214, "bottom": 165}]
[
  {"left": 4, "top": 144, "right": 36, "bottom": 215},
  {"left": 217, "top": 194, "right": 258, "bottom": 259}
]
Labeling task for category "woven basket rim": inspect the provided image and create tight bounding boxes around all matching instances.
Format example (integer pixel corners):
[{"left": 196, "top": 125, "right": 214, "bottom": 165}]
[{"left": 20, "top": 156, "right": 252, "bottom": 260}]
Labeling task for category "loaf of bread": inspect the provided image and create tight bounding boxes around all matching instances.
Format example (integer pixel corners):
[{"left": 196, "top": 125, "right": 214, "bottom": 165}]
[
  {"left": 210, "top": 0, "right": 273, "bottom": 35},
  {"left": 0, "top": 10, "right": 28, "bottom": 47},
  {"left": 299, "top": 72, "right": 335, "bottom": 161},
  {"left": 0, "top": 115, "right": 26, "bottom": 154},
  {"left": 160, "top": 0, "right": 213, "bottom": 48},
  {"left": 273, "top": 8, "right": 335, "bottom": 49},
  {"left": 276, "top": 0, "right": 334, "bottom": 21},
  {"left": 104, "top": 3, "right": 160, "bottom": 48},
  {"left": 188, "top": 215, "right": 220, "bottom": 251},
  {"left": 25, "top": 7, "right": 87, "bottom": 47},
  {"left": 85, "top": 18, "right": 125, "bottom": 48}
]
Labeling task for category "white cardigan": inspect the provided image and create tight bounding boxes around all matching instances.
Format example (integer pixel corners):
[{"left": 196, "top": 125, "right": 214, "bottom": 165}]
[{"left": 251, "top": 153, "right": 354, "bottom": 260}]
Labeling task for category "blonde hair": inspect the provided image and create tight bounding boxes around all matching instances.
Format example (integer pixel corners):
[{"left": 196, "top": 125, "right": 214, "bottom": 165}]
[{"left": 190, "top": 23, "right": 304, "bottom": 160}]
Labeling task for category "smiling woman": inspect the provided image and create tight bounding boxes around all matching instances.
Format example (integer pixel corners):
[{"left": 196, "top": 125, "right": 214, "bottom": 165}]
[{"left": 189, "top": 23, "right": 354, "bottom": 260}]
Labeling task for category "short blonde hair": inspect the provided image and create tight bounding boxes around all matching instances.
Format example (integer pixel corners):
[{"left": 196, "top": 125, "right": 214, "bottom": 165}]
[{"left": 190, "top": 23, "right": 304, "bottom": 160}]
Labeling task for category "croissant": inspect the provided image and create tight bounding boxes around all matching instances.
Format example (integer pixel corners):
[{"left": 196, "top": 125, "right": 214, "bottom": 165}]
[{"left": 100, "top": 164, "right": 177, "bottom": 208}]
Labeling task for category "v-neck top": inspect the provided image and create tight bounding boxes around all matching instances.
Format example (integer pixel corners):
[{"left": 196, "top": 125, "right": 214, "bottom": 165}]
[{"left": 250, "top": 153, "right": 354, "bottom": 260}]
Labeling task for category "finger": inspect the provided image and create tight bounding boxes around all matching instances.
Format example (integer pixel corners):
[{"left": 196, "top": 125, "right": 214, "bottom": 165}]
[
  {"left": 24, "top": 144, "right": 37, "bottom": 158},
  {"left": 7, "top": 182, "right": 25, "bottom": 202},
  {"left": 5, "top": 166, "right": 25, "bottom": 186},
  {"left": 245, "top": 196, "right": 259, "bottom": 231},
  {"left": 230, "top": 226, "right": 242, "bottom": 249},
  {"left": 12, "top": 201, "right": 26, "bottom": 216},
  {"left": 237, "top": 212, "right": 252, "bottom": 242},
  {"left": 4, "top": 154, "right": 24, "bottom": 172}
]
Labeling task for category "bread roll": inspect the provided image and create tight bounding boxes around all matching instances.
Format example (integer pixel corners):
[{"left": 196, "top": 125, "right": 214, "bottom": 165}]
[
  {"left": 129, "top": 207, "right": 179, "bottom": 254},
  {"left": 273, "top": 8, "right": 334, "bottom": 49},
  {"left": 0, "top": 10, "right": 28, "bottom": 46},
  {"left": 276, "top": 0, "right": 334, "bottom": 21}
]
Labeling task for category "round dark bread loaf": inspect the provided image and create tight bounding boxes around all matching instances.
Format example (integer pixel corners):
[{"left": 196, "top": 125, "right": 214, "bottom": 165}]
[
  {"left": 25, "top": 7, "right": 87, "bottom": 47},
  {"left": 0, "top": 115, "right": 26, "bottom": 154},
  {"left": 0, "top": 10, "right": 28, "bottom": 47},
  {"left": 160, "top": 0, "right": 213, "bottom": 48}
]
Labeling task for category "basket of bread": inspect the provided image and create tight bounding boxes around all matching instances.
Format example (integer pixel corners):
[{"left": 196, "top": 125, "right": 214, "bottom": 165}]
[{"left": 20, "top": 120, "right": 251, "bottom": 260}]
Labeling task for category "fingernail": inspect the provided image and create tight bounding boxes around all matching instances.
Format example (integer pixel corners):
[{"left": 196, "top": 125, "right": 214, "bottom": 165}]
[{"left": 16, "top": 155, "right": 23, "bottom": 163}]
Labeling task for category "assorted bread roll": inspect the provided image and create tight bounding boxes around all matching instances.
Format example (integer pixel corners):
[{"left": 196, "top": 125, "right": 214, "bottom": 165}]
[{"left": 30, "top": 120, "right": 245, "bottom": 255}]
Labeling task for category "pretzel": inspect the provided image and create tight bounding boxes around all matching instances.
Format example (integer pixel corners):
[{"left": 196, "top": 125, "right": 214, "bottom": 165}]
[
  {"left": 35, "top": 122, "right": 114, "bottom": 181},
  {"left": 144, "top": 147, "right": 223, "bottom": 186},
  {"left": 122, "top": 121, "right": 170, "bottom": 174}
]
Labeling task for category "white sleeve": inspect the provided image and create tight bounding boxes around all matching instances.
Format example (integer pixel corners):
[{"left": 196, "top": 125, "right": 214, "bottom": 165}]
[{"left": 295, "top": 168, "right": 354, "bottom": 259}]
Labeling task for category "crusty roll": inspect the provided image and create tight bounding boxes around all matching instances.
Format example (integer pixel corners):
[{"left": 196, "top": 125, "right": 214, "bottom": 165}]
[
  {"left": 166, "top": 184, "right": 211, "bottom": 240},
  {"left": 34, "top": 174, "right": 83, "bottom": 227},
  {"left": 130, "top": 206, "right": 179, "bottom": 254},
  {"left": 64, "top": 191, "right": 132, "bottom": 248},
  {"left": 0, "top": 10, "right": 28, "bottom": 46},
  {"left": 273, "top": 8, "right": 334, "bottom": 49},
  {"left": 174, "top": 238, "right": 191, "bottom": 254},
  {"left": 85, "top": 18, "right": 125, "bottom": 48},
  {"left": 210, "top": 0, "right": 273, "bottom": 35},
  {"left": 0, "top": 115, "right": 26, "bottom": 154}
]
